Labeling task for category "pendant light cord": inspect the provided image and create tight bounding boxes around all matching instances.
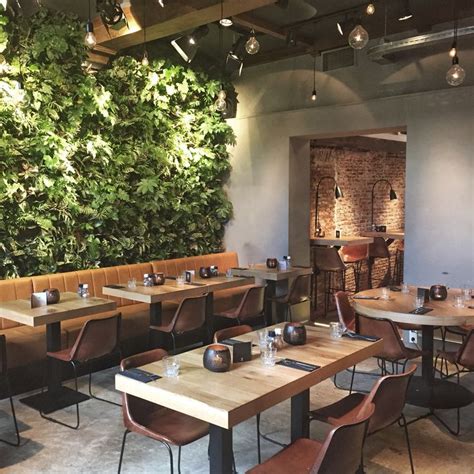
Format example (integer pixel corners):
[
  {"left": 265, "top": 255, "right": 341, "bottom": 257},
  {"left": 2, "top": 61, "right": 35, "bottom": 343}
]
[
  {"left": 313, "top": 54, "right": 316, "bottom": 90},
  {"left": 453, "top": 0, "right": 458, "bottom": 43},
  {"left": 143, "top": 0, "right": 147, "bottom": 46}
]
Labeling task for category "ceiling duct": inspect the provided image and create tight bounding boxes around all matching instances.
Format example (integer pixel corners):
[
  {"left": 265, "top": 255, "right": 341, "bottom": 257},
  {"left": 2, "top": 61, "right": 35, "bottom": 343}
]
[{"left": 368, "top": 25, "right": 474, "bottom": 64}]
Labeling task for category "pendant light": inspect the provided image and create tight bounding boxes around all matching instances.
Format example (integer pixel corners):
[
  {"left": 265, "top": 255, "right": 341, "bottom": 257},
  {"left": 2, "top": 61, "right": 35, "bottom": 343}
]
[
  {"left": 84, "top": 0, "right": 97, "bottom": 49},
  {"left": 348, "top": 22, "right": 369, "bottom": 49},
  {"left": 311, "top": 54, "right": 317, "bottom": 102},
  {"left": 141, "top": 0, "right": 149, "bottom": 66},
  {"left": 219, "top": 0, "right": 232, "bottom": 27},
  {"left": 214, "top": 23, "right": 227, "bottom": 113},
  {"left": 446, "top": 0, "right": 465, "bottom": 87},
  {"left": 245, "top": 29, "right": 260, "bottom": 55},
  {"left": 366, "top": 3, "right": 375, "bottom": 15}
]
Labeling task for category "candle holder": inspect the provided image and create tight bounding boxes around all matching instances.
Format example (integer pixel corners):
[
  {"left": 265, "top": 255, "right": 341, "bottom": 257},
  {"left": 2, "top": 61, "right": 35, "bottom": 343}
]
[
  {"left": 283, "top": 322, "right": 307, "bottom": 345},
  {"left": 203, "top": 344, "right": 231, "bottom": 372},
  {"left": 42, "top": 288, "right": 61, "bottom": 305},
  {"left": 150, "top": 272, "right": 165, "bottom": 285},
  {"left": 266, "top": 258, "right": 278, "bottom": 269}
]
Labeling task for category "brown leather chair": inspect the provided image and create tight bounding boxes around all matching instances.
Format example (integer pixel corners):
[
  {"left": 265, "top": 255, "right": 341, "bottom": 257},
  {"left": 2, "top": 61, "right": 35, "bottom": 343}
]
[
  {"left": 368, "top": 237, "right": 392, "bottom": 288},
  {"left": 313, "top": 246, "right": 350, "bottom": 316},
  {"left": 150, "top": 294, "right": 208, "bottom": 353},
  {"left": 310, "top": 365, "right": 417, "bottom": 473},
  {"left": 246, "top": 402, "right": 375, "bottom": 474},
  {"left": 341, "top": 244, "right": 368, "bottom": 292},
  {"left": 0, "top": 335, "right": 20, "bottom": 446},
  {"left": 118, "top": 349, "right": 209, "bottom": 474},
  {"left": 268, "top": 273, "right": 312, "bottom": 322},
  {"left": 213, "top": 324, "right": 253, "bottom": 343},
  {"left": 393, "top": 240, "right": 404, "bottom": 285},
  {"left": 41, "top": 313, "right": 122, "bottom": 429},
  {"left": 214, "top": 285, "right": 266, "bottom": 326},
  {"left": 434, "top": 329, "right": 474, "bottom": 435}
]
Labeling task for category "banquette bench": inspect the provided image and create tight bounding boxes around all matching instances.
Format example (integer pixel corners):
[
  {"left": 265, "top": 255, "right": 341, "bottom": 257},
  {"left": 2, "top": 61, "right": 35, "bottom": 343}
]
[{"left": 0, "top": 252, "right": 252, "bottom": 393}]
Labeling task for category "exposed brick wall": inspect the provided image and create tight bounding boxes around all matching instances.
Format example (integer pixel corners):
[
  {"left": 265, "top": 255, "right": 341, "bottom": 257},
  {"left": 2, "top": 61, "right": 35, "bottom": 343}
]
[{"left": 310, "top": 141, "right": 406, "bottom": 313}]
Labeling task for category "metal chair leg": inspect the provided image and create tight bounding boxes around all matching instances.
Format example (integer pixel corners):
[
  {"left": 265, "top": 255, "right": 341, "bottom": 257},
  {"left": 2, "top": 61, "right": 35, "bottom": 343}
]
[
  {"left": 256, "top": 413, "right": 261, "bottom": 464},
  {"left": 0, "top": 378, "right": 21, "bottom": 447},
  {"left": 178, "top": 446, "right": 182, "bottom": 474},
  {"left": 401, "top": 415, "right": 415, "bottom": 473},
  {"left": 88, "top": 370, "right": 121, "bottom": 407},
  {"left": 161, "top": 441, "right": 174, "bottom": 474},
  {"left": 349, "top": 365, "right": 356, "bottom": 394},
  {"left": 117, "top": 429, "right": 129, "bottom": 473}
]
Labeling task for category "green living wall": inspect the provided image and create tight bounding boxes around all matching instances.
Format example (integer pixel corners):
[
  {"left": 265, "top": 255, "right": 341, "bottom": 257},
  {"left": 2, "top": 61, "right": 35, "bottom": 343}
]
[{"left": 0, "top": 7, "right": 234, "bottom": 278}]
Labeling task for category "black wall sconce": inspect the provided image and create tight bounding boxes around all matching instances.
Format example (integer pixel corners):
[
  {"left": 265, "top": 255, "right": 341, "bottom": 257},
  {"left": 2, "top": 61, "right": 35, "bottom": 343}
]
[
  {"left": 370, "top": 179, "right": 398, "bottom": 228},
  {"left": 314, "top": 176, "right": 343, "bottom": 237}
]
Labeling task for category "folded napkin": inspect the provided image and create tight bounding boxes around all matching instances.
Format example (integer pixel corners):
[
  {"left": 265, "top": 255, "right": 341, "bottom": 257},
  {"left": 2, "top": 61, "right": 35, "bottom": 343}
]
[
  {"left": 276, "top": 358, "right": 320, "bottom": 372},
  {"left": 342, "top": 332, "right": 380, "bottom": 342},
  {"left": 120, "top": 368, "right": 161, "bottom": 383}
]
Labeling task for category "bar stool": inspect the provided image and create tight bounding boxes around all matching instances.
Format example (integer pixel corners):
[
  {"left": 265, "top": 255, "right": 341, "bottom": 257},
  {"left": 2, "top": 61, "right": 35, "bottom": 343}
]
[
  {"left": 393, "top": 240, "right": 405, "bottom": 285},
  {"left": 368, "top": 237, "right": 392, "bottom": 288},
  {"left": 340, "top": 244, "right": 368, "bottom": 292},
  {"left": 313, "top": 247, "right": 351, "bottom": 316}
]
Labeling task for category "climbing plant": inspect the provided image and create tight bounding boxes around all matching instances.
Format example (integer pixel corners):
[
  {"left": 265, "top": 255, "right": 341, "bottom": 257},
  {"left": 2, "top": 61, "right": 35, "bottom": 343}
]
[{"left": 0, "top": 7, "right": 234, "bottom": 278}]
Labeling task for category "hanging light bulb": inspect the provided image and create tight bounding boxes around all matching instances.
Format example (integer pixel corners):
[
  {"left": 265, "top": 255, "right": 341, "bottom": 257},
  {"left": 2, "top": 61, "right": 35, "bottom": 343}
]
[
  {"left": 311, "top": 89, "right": 317, "bottom": 101},
  {"left": 310, "top": 54, "right": 317, "bottom": 102},
  {"left": 84, "top": 21, "right": 97, "bottom": 49},
  {"left": 348, "top": 24, "right": 369, "bottom": 49},
  {"left": 141, "top": 51, "right": 149, "bottom": 66},
  {"left": 215, "top": 87, "right": 227, "bottom": 112},
  {"left": 366, "top": 3, "right": 375, "bottom": 15},
  {"left": 245, "top": 30, "right": 260, "bottom": 55},
  {"left": 449, "top": 41, "right": 457, "bottom": 58},
  {"left": 446, "top": 56, "right": 465, "bottom": 86}
]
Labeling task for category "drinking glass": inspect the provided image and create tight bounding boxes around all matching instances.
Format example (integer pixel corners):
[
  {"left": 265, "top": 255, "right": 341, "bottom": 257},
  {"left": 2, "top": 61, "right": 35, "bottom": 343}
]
[
  {"left": 401, "top": 283, "right": 409, "bottom": 294},
  {"left": 381, "top": 287, "right": 390, "bottom": 300},
  {"left": 261, "top": 347, "right": 277, "bottom": 367},
  {"left": 163, "top": 356, "right": 180, "bottom": 377},
  {"left": 454, "top": 295, "right": 465, "bottom": 308},
  {"left": 225, "top": 268, "right": 233, "bottom": 278},
  {"left": 127, "top": 278, "right": 137, "bottom": 289},
  {"left": 462, "top": 287, "right": 472, "bottom": 301},
  {"left": 329, "top": 322, "right": 343, "bottom": 339},
  {"left": 415, "top": 296, "right": 424, "bottom": 309},
  {"left": 176, "top": 275, "right": 185, "bottom": 286}
]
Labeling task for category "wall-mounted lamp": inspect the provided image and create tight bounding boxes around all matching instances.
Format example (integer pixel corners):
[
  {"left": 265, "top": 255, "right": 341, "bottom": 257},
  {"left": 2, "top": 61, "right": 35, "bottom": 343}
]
[
  {"left": 370, "top": 179, "right": 398, "bottom": 228},
  {"left": 314, "top": 176, "right": 343, "bottom": 237}
]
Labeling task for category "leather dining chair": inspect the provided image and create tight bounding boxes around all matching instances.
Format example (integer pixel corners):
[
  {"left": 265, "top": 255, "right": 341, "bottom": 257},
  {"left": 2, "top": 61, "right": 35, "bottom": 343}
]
[
  {"left": 310, "top": 365, "right": 417, "bottom": 474},
  {"left": 246, "top": 403, "right": 375, "bottom": 474},
  {"left": 150, "top": 294, "right": 208, "bottom": 354},
  {"left": 340, "top": 244, "right": 368, "bottom": 293},
  {"left": 41, "top": 313, "right": 122, "bottom": 429},
  {"left": 434, "top": 329, "right": 474, "bottom": 435},
  {"left": 368, "top": 237, "right": 392, "bottom": 288},
  {"left": 213, "top": 324, "right": 253, "bottom": 343},
  {"left": 267, "top": 273, "right": 312, "bottom": 322},
  {"left": 0, "top": 335, "right": 20, "bottom": 446},
  {"left": 214, "top": 285, "right": 266, "bottom": 327},
  {"left": 118, "top": 348, "right": 209, "bottom": 474}
]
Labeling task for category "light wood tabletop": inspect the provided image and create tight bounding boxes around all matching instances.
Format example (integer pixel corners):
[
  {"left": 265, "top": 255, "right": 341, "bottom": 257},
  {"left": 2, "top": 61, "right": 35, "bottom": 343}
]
[
  {"left": 230, "top": 264, "right": 312, "bottom": 281},
  {"left": 353, "top": 287, "right": 474, "bottom": 327},
  {"left": 115, "top": 323, "right": 382, "bottom": 429},
  {"left": 102, "top": 275, "right": 252, "bottom": 304},
  {"left": 311, "top": 236, "right": 373, "bottom": 247},
  {"left": 0, "top": 292, "right": 116, "bottom": 327},
  {"left": 360, "top": 230, "right": 405, "bottom": 240}
]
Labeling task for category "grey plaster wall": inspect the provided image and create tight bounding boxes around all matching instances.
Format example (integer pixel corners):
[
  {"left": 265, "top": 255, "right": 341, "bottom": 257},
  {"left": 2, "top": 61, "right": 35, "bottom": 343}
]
[{"left": 225, "top": 42, "right": 474, "bottom": 286}]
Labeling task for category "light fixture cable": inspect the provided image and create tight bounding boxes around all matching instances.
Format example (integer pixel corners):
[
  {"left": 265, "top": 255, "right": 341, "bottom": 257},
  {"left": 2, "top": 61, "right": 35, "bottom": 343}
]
[{"left": 141, "top": 0, "right": 149, "bottom": 65}]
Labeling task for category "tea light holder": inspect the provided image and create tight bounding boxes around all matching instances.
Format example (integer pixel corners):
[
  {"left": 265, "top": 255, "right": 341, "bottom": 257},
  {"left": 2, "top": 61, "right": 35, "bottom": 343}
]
[
  {"left": 283, "top": 322, "right": 307, "bottom": 345},
  {"left": 203, "top": 344, "right": 231, "bottom": 372}
]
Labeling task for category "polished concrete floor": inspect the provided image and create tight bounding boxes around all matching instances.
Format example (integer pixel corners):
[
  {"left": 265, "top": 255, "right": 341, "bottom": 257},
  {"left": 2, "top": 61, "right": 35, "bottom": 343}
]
[{"left": 1, "top": 356, "right": 473, "bottom": 473}]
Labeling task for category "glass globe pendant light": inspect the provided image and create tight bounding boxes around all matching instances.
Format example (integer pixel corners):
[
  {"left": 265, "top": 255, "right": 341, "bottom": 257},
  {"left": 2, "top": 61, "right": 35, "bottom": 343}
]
[
  {"left": 214, "top": 87, "right": 227, "bottom": 112},
  {"left": 141, "top": 0, "right": 149, "bottom": 66},
  {"left": 245, "top": 30, "right": 260, "bottom": 55},
  {"left": 310, "top": 54, "right": 317, "bottom": 102},
  {"left": 446, "top": 56, "right": 465, "bottom": 86},
  {"left": 348, "top": 23, "right": 369, "bottom": 49},
  {"left": 84, "top": 0, "right": 97, "bottom": 49}
]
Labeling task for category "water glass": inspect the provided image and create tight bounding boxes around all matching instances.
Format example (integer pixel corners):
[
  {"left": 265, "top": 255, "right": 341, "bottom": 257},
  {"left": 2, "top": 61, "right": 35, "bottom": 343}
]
[
  {"left": 261, "top": 347, "right": 277, "bottom": 367},
  {"left": 329, "top": 322, "right": 343, "bottom": 339},
  {"left": 163, "top": 356, "right": 180, "bottom": 377},
  {"left": 127, "top": 278, "right": 137, "bottom": 289},
  {"left": 415, "top": 296, "right": 424, "bottom": 309},
  {"left": 225, "top": 268, "right": 233, "bottom": 278},
  {"left": 381, "top": 287, "right": 390, "bottom": 300},
  {"left": 176, "top": 275, "right": 185, "bottom": 286},
  {"left": 401, "top": 283, "right": 409, "bottom": 294},
  {"left": 462, "top": 287, "right": 472, "bottom": 301},
  {"left": 454, "top": 295, "right": 465, "bottom": 308}
]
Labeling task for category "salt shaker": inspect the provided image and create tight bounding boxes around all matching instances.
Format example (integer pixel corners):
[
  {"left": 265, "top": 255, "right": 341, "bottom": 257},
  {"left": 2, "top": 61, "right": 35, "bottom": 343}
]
[{"left": 77, "top": 283, "right": 89, "bottom": 298}]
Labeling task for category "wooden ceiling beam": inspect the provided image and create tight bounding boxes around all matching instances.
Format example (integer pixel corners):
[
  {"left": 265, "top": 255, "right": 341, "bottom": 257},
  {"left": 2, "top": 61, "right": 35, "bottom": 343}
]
[{"left": 94, "top": 0, "right": 277, "bottom": 51}]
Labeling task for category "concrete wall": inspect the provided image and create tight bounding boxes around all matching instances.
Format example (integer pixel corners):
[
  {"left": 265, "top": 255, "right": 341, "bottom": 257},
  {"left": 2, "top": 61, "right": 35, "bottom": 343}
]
[{"left": 225, "top": 42, "right": 474, "bottom": 287}]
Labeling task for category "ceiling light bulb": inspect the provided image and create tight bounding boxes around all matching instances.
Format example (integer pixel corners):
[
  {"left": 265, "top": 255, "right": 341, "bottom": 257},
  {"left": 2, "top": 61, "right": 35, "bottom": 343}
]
[
  {"left": 84, "top": 21, "right": 97, "bottom": 49},
  {"left": 348, "top": 24, "right": 369, "bottom": 49},
  {"left": 337, "top": 22, "right": 344, "bottom": 36},
  {"left": 217, "top": 89, "right": 226, "bottom": 100},
  {"left": 446, "top": 58, "right": 466, "bottom": 87},
  {"left": 189, "top": 36, "right": 196, "bottom": 45},
  {"left": 449, "top": 43, "right": 457, "bottom": 58},
  {"left": 366, "top": 3, "right": 375, "bottom": 15},
  {"left": 215, "top": 88, "right": 227, "bottom": 112},
  {"left": 245, "top": 31, "right": 260, "bottom": 55},
  {"left": 311, "top": 89, "right": 317, "bottom": 101},
  {"left": 142, "top": 52, "right": 149, "bottom": 66},
  {"left": 219, "top": 18, "right": 233, "bottom": 27}
]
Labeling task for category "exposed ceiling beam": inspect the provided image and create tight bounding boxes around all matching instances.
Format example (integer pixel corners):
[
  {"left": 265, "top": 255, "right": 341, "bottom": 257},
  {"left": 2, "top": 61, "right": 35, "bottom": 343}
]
[{"left": 94, "top": 0, "right": 277, "bottom": 51}]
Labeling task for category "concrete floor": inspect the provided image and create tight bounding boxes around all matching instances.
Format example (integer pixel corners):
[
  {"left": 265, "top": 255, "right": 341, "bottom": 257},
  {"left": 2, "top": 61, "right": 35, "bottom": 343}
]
[{"left": 1, "top": 357, "right": 473, "bottom": 473}]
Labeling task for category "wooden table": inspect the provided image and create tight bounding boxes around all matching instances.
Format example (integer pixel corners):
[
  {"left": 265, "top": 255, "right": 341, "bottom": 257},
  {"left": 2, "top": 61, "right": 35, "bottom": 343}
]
[
  {"left": 0, "top": 292, "right": 116, "bottom": 413},
  {"left": 353, "top": 287, "right": 474, "bottom": 430},
  {"left": 230, "top": 265, "right": 312, "bottom": 325},
  {"left": 115, "top": 323, "right": 383, "bottom": 473},
  {"left": 102, "top": 276, "right": 252, "bottom": 343},
  {"left": 360, "top": 230, "right": 404, "bottom": 246},
  {"left": 311, "top": 236, "right": 373, "bottom": 249}
]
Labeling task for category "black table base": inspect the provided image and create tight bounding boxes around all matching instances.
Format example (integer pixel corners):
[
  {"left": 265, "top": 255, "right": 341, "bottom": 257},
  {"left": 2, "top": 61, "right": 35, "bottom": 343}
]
[{"left": 20, "top": 387, "right": 90, "bottom": 414}]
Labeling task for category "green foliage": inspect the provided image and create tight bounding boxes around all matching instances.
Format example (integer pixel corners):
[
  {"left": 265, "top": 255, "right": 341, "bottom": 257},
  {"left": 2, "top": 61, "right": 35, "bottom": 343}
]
[{"left": 0, "top": 8, "right": 234, "bottom": 278}]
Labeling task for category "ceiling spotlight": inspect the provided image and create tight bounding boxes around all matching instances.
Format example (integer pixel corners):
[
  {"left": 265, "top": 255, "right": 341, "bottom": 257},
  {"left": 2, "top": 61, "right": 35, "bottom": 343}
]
[
  {"left": 446, "top": 56, "right": 465, "bottom": 86},
  {"left": 337, "top": 18, "right": 353, "bottom": 37},
  {"left": 188, "top": 25, "right": 209, "bottom": 46},
  {"left": 398, "top": 1, "right": 413, "bottom": 21},
  {"left": 226, "top": 36, "right": 245, "bottom": 76},
  {"left": 245, "top": 29, "right": 260, "bottom": 55},
  {"left": 98, "top": 0, "right": 125, "bottom": 27},
  {"left": 219, "top": 0, "right": 232, "bottom": 27},
  {"left": 171, "top": 36, "right": 198, "bottom": 63},
  {"left": 348, "top": 24, "right": 369, "bottom": 49},
  {"left": 286, "top": 30, "right": 297, "bottom": 47},
  {"left": 366, "top": 3, "right": 375, "bottom": 15}
]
